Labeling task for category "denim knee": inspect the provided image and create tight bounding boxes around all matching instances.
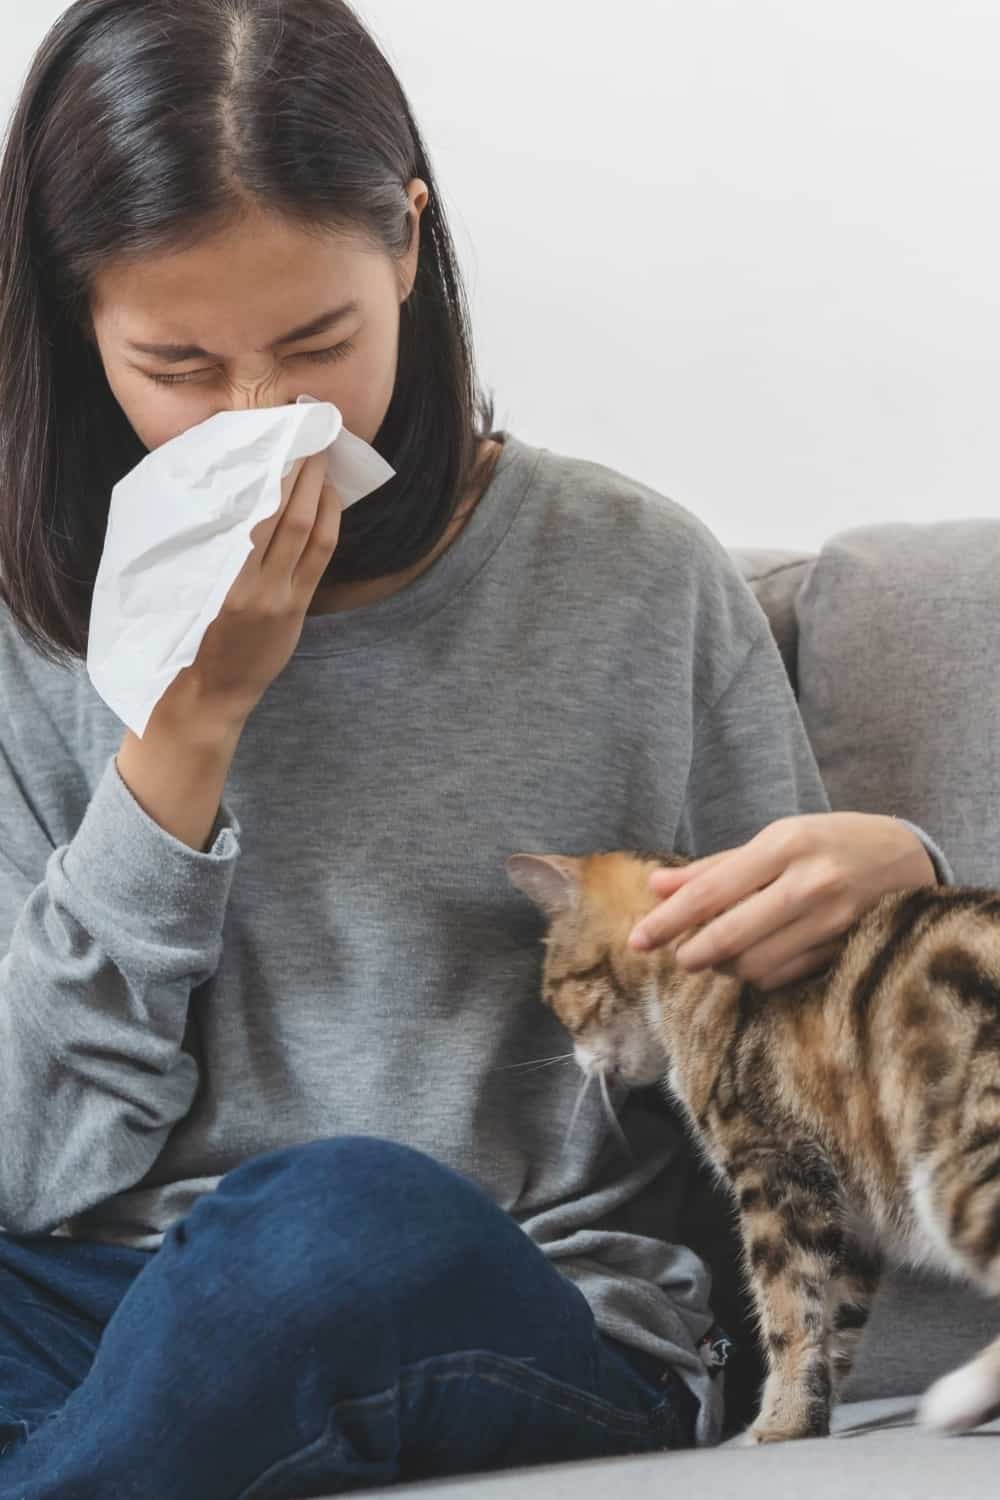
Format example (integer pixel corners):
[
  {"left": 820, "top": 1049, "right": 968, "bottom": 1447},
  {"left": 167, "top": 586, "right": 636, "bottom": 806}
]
[{"left": 166, "top": 1137, "right": 512, "bottom": 1359}]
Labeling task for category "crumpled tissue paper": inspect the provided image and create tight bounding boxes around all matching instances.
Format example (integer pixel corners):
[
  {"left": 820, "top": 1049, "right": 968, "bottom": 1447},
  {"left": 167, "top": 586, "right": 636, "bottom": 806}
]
[{"left": 87, "top": 395, "right": 394, "bottom": 737}]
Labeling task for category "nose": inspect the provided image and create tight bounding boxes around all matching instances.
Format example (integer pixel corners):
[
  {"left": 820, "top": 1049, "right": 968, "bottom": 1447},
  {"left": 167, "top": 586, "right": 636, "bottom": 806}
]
[
  {"left": 231, "top": 394, "right": 287, "bottom": 412},
  {"left": 220, "top": 372, "right": 292, "bottom": 413},
  {"left": 578, "top": 1050, "right": 617, "bottom": 1086},
  {"left": 577, "top": 1048, "right": 620, "bottom": 1084}
]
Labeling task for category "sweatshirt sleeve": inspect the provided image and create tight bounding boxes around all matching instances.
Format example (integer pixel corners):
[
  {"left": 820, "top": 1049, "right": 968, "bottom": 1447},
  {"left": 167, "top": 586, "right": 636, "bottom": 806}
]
[
  {"left": 893, "top": 819, "right": 955, "bottom": 886},
  {"left": 676, "top": 626, "right": 832, "bottom": 855},
  {"left": 0, "top": 742, "right": 241, "bottom": 1236},
  {"left": 676, "top": 626, "right": 954, "bottom": 885}
]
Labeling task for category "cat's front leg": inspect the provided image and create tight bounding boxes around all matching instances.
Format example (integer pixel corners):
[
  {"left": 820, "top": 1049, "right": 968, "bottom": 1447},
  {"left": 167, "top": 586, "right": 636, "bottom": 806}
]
[
  {"left": 825, "top": 1238, "right": 883, "bottom": 1400},
  {"left": 730, "top": 1147, "right": 845, "bottom": 1444}
]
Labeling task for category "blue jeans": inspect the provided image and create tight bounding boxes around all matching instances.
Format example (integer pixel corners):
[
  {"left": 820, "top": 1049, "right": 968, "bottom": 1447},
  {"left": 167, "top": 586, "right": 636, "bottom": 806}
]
[{"left": 0, "top": 1138, "right": 697, "bottom": 1497}]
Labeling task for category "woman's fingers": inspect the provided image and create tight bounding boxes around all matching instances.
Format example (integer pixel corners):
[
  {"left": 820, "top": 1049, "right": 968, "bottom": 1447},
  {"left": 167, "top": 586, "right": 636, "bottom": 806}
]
[
  {"left": 292, "top": 481, "right": 343, "bottom": 599},
  {"left": 648, "top": 850, "right": 732, "bottom": 896},
  {"left": 749, "top": 939, "right": 844, "bottom": 992},
  {"left": 259, "top": 450, "right": 329, "bottom": 576},
  {"left": 630, "top": 841, "right": 788, "bottom": 953}
]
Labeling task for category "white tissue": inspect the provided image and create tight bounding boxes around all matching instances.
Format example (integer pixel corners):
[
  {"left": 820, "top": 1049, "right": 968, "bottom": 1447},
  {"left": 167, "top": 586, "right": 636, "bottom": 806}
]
[{"left": 87, "top": 395, "right": 395, "bottom": 738}]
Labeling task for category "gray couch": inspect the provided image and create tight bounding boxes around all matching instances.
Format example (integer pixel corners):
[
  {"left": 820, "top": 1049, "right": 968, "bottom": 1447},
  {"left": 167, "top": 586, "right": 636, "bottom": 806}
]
[{"left": 357, "top": 519, "right": 1000, "bottom": 1498}]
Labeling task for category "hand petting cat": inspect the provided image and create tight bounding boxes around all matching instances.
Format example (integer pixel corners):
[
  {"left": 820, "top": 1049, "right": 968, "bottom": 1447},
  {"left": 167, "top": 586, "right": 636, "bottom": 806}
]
[{"left": 627, "top": 812, "right": 938, "bottom": 991}]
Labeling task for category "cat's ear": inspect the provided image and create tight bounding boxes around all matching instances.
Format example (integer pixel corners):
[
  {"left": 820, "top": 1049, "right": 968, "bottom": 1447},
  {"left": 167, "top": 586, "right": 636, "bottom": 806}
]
[{"left": 506, "top": 854, "right": 581, "bottom": 916}]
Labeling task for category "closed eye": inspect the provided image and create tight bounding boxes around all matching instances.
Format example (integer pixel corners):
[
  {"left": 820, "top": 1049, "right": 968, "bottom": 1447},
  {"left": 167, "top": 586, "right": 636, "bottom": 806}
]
[{"left": 143, "top": 338, "right": 357, "bottom": 387}]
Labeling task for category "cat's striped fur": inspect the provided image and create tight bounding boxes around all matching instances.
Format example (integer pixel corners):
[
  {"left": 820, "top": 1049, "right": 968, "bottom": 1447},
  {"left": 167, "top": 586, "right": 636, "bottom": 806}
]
[{"left": 507, "top": 849, "right": 1000, "bottom": 1444}]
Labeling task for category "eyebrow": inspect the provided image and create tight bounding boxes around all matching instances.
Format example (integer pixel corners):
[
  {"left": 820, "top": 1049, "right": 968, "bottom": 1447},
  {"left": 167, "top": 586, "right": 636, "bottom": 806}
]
[{"left": 125, "top": 301, "right": 360, "bottom": 363}]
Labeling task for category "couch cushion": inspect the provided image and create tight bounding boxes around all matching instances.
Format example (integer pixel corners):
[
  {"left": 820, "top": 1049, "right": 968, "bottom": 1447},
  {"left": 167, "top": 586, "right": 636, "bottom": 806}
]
[
  {"left": 843, "top": 1270, "right": 996, "bottom": 1405},
  {"left": 795, "top": 520, "right": 1000, "bottom": 887},
  {"left": 355, "top": 1397, "right": 1000, "bottom": 1498}
]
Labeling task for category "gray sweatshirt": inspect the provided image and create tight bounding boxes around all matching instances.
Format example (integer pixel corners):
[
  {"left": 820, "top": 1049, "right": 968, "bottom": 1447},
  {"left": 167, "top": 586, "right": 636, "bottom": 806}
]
[{"left": 0, "top": 435, "right": 952, "bottom": 1444}]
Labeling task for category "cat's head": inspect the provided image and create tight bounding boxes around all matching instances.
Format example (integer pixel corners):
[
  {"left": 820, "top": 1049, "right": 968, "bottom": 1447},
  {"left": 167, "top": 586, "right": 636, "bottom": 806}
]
[{"left": 506, "top": 850, "right": 692, "bottom": 1089}]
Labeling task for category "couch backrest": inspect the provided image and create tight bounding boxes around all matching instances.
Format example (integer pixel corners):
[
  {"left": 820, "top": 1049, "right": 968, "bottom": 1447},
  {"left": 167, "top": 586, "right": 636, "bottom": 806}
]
[
  {"left": 731, "top": 522, "right": 1000, "bottom": 887},
  {"left": 729, "top": 547, "right": 815, "bottom": 696}
]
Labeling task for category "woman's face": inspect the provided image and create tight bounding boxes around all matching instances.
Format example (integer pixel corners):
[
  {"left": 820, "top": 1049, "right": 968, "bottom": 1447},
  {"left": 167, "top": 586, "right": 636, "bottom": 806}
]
[{"left": 89, "top": 186, "right": 428, "bottom": 452}]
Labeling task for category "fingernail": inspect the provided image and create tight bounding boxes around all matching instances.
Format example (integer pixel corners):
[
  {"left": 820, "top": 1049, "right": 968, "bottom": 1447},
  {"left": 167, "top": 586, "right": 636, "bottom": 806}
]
[{"left": 630, "top": 929, "right": 651, "bottom": 951}]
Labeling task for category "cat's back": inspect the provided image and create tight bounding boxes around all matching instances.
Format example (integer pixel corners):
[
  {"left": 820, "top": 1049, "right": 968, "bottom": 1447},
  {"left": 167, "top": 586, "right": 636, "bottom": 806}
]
[
  {"left": 744, "top": 886, "right": 1000, "bottom": 1169},
  {"left": 792, "top": 883, "right": 1000, "bottom": 1202},
  {"left": 839, "top": 882, "right": 1000, "bottom": 1042}
]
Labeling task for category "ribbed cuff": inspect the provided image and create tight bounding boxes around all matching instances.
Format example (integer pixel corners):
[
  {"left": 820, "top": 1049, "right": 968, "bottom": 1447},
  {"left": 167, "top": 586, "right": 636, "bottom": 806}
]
[
  {"left": 60, "top": 755, "right": 241, "bottom": 949},
  {"left": 894, "top": 817, "right": 955, "bottom": 887}
]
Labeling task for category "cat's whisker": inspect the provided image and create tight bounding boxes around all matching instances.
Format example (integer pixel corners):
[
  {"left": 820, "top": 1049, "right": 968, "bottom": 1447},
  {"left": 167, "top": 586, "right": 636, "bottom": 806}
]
[
  {"left": 598, "top": 1070, "right": 633, "bottom": 1158},
  {"left": 506, "top": 1059, "right": 575, "bottom": 1077},
  {"left": 562, "top": 1073, "right": 594, "bottom": 1157},
  {"left": 493, "top": 1052, "right": 576, "bottom": 1074}
]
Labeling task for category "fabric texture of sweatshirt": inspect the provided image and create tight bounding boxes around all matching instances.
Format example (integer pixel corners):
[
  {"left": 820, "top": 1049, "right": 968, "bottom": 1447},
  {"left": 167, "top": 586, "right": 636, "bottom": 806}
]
[{"left": 0, "top": 434, "right": 953, "bottom": 1445}]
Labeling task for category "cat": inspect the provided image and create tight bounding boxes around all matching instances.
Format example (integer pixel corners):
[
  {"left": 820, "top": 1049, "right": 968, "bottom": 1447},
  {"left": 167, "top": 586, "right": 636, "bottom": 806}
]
[{"left": 506, "top": 848, "right": 1000, "bottom": 1445}]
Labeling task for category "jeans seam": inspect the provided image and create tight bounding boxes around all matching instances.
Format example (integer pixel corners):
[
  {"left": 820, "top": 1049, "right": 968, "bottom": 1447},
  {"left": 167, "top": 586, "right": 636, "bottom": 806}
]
[
  {"left": 236, "top": 1349, "right": 678, "bottom": 1500},
  {"left": 341, "top": 1351, "right": 668, "bottom": 1432},
  {"left": 0, "top": 1294, "right": 101, "bottom": 1332},
  {"left": 0, "top": 1403, "right": 30, "bottom": 1459},
  {"left": 423, "top": 1366, "right": 667, "bottom": 1433}
]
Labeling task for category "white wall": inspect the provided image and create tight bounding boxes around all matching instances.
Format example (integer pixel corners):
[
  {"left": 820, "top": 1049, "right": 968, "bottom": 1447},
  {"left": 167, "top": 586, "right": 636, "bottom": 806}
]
[{"left": 4, "top": 0, "right": 998, "bottom": 549}]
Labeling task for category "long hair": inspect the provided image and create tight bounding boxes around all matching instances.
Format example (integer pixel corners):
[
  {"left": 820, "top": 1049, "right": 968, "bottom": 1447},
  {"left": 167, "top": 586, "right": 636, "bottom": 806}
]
[{"left": 0, "top": 0, "right": 493, "bottom": 661}]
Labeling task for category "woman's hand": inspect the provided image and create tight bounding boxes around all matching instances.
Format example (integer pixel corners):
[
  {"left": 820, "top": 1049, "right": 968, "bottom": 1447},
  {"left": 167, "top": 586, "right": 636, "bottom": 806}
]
[
  {"left": 158, "top": 450, "right": 342, "bottom": 733},
  {"left": 627, "top": 813, "right": 938, "bottom": 991}
]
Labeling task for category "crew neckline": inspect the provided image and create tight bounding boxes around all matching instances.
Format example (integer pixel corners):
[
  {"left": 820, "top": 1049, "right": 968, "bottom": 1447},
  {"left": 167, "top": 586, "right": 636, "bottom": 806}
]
[{"left": 294, "top": 433, "right": 541, "bottom": 656}]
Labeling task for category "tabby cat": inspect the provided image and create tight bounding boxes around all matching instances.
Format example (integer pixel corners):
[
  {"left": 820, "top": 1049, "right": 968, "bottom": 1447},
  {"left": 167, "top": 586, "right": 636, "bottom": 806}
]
[{"left": 506, "top": 849, "right": 1000, "bottom": 1444}]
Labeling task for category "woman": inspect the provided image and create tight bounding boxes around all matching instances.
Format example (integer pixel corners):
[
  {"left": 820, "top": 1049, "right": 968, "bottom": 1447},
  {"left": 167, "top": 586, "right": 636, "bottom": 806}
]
[{"left": 0, "top": 1, "right": 951, "bottom": 1495}]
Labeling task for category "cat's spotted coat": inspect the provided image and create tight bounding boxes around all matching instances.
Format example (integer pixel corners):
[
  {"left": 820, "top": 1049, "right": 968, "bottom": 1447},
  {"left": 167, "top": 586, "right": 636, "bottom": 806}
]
[{"left": 508, "top": 849, "right": 1000, "bottom": 1444}]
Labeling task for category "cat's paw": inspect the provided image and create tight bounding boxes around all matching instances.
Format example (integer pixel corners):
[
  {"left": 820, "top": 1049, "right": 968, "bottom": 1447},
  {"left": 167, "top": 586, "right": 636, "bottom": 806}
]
[
  {"left": 919, "top": 1364, "right": 1000, "bottom": 1435},
  {"left": 740, "top": 1423, "right": 810, "bottom": 1446}
]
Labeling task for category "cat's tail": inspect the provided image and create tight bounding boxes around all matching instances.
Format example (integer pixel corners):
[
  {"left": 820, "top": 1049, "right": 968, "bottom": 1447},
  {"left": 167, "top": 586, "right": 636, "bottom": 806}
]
[{"left": 918, "top": 1335, "right": 1000, "bottom": 1434}]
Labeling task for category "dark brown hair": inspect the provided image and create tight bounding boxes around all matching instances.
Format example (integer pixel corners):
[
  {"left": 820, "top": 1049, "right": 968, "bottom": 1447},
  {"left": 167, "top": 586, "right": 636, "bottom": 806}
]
[{"left": 0, "top": 0, "right": 494, "bottom": 662}]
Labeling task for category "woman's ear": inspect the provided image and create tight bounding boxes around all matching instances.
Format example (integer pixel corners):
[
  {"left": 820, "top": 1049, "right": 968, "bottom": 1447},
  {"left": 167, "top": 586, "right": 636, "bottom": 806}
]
[
  {"left": 506, "top": 854, "right": 580, "bottom": 917},
  {"left": 398, "top": 177, "right": 429, "bottom": 303}
]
